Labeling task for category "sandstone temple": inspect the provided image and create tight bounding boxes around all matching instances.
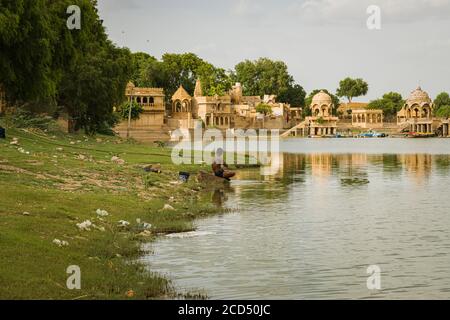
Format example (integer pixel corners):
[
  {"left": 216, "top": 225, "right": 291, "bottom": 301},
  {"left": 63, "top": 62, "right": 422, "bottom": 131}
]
[
  {"left": 112, "top": 82, "right": 450, "bottom": 141},
  {"left": 397, "top": 87, "right": 435, "bottom": 134},
  {"left": 116, "top": 80, "right": 298, "bottom": 142}
]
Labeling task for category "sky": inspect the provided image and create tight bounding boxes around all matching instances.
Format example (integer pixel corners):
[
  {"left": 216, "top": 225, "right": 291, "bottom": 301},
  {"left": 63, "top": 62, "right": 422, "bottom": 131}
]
[{"left": 97, "top": 0, "right": 450, "bottom": 101}]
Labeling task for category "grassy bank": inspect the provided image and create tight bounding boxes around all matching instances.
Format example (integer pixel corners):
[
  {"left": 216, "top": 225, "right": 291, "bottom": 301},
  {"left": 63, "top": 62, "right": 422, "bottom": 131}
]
[{"left": 0, "top": 121, "right": 225, "bottom": 300}]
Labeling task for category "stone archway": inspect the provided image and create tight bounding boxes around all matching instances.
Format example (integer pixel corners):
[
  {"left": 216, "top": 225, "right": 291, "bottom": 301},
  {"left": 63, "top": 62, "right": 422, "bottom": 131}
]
[
  {"left": 182, "top": 99, "right": 191, "bottom": 112},
  {"left": 314, "top": 108, "right": 320, "bottom": 116},
  {"left": 175, "top": 100, "right": 182, "bottom": 113},
  {"left": 422, "top": 104, "right": 431, "bottom": 118}
]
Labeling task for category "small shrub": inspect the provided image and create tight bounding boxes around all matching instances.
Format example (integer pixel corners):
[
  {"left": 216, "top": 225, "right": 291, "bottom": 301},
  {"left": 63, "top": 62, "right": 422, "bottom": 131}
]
[{"left": 117, "top": 101, "right": 143, "bottom": 120}]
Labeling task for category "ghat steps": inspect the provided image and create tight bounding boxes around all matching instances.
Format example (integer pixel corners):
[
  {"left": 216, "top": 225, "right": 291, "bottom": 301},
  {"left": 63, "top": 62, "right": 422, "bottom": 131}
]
[{"left": 114, "top": 124, "right": 171, "bottom": 143}]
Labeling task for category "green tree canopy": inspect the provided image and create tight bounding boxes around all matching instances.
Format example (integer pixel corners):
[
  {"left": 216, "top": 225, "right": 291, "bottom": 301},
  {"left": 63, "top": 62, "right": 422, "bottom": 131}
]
[
  {"left": 436, "top": 105, "right": 450, "bottom": 118},
  {"left": 0, "top": 0, "right": 55, "bottom": 102},
  {"left": 196, "top": 63, "right": 232, "bottom": 97},
  {"left": 434, "top": 92, "right": 450, "bottom": 116},
  {"left": 59, "top": 43, "right": 132, "bottom": 133},
  {"left": 136, "top": 52, "right": 232, "bottom": 100},
  {"left": 367, "top": 92, "right": 404, "bottom": 119},
  {"left": 233, "top": 58, "right": 305, "bottom": 106},
  {"left": 277, "top": 84, "right": 306, "bottom": 107},
  {"left": 336, "top": 77, "right": 369, "bottom": 103},
  {"left": 55, "top": 1, "right": 132, "bottom": 133},
  {"left": 130, "top": 52, "right": 158, "bottom": 87},
  {"left": 118, "top": 100, "right": 143, "bottom": 120},
  {"left": 134, "top": 55, "right": 306, "bottom": 106},
  {"left": 255, "top": 103, "right": 272, "bottom": 115},
  {"left": 0, "top": 0, "right": 133, "bottom": 133}
]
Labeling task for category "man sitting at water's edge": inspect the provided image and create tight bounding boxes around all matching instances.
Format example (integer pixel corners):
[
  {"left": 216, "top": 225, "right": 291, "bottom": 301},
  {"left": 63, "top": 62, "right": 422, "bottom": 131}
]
[{"left": 212, "top": 148, "right": 236, "bottom": 181}]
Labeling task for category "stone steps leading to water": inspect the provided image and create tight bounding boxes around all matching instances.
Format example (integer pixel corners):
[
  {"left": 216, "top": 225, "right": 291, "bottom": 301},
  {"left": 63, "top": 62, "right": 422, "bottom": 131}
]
[{"left": 114, "top": 125, "right": 171, "bottom": 143}]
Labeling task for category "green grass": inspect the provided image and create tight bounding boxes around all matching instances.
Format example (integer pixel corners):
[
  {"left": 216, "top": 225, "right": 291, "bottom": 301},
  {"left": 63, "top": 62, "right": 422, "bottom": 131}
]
[{"left": 0, "top": 121, "right": 224, "bottom": 300}]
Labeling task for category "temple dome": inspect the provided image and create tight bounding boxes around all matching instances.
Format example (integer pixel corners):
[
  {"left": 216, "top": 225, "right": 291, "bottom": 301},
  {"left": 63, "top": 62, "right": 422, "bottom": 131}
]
[
  {"left": 407, "top": 87, "right": 432, "bottom": 105},
  {"left": 172, "top": 85, "right": 192, "bottom": 102},
  {"left": 312, "top": 90, "right": 332, "bottom": 105}
]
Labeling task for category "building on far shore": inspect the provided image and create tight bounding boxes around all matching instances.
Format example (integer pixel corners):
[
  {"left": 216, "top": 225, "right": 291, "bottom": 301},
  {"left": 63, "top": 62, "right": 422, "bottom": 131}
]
[
  {"left": 281, "top": 91, "right": 338, "bottom": 137},
  {"left": 337, "top": 102, "right": 369, "bottom": 118},
  {"left": 115, "top": 80, "right": 297, "bottom": 142},
  {"left": 167, "top": 80, "right": 295, "bottom": 131},
  {"left": 441, "top": 119, "right": 450, "bottom": 137},
  {"left": 114, "top": 82, "right": 449, "bottom": 142},
  {"left": 397, "top": 87, "right": 435, "bottom": 134},
  {"left": 305, "top": 90, "right": 339, "bottom": 136},
  {"left": 352, "top": 109, "right": 383, "bottom": 129},
  {"left": 115, "top": 82, "right": 170, "bottom": 142}
]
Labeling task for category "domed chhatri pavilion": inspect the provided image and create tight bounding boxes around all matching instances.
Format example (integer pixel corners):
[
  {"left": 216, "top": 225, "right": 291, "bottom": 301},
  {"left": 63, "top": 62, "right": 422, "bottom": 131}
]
[
  {"left": 306, "top": 91, "right": 339, "bottom": 137},
  {"left": 311, "top": 90, "right": 333, "bottom": 117},
  {"left": 397, "top": 87, "right": 434, "bottom": 133}
]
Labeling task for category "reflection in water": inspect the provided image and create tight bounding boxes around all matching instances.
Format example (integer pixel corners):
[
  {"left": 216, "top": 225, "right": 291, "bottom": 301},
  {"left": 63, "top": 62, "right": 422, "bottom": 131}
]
[
  {"left": 398, "top": 154, "right": 433, "bottom": 184},
  {"left": 212, "top": 188, "right": 228, "bottom": 207},
  {"left": 143, "top": 145, "right": 450, "bottom": 299}
]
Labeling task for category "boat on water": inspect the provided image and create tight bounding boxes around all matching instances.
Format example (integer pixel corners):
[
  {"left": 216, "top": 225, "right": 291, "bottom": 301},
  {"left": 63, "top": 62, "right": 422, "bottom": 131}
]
[
  {"left": 358, "top": 130, "right": 387, "bottom": 138},
  {"left": 407, "top": 132, "right": 436, "bottom": 138},
  {"left": 308, "top": 135, "right": 341, "bottom": 138}
]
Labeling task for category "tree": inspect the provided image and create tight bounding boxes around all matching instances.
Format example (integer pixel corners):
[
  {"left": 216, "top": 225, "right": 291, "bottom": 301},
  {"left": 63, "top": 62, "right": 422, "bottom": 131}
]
[
  {"left": 118, "top": 101, "right": 143, "bottom": 120},
  {"left": 336, "top": 77, "right": 369, "bottom": 104},
  {"left": 59, "top": 43, "right": 132, "bottom": 133},
  {"left": 234, "top": 58, "right": 292, "bottom": 96},
  {"left": 138, "top": 53, "right": 233, "bottom": 100},
  {"left": 133, "top": 54, "right": 168, "bottom": 92},
  {"left": 278, "top": 84, "right": 306, "bottom": 107},
  {"left": 367, "top": 92, "right": 404, "bottom": 120},
  {"left": 436, "top": 105, "right": 450, "bottom": 118},
  {"left": 160, "top": 53, "right": 205, "bottom": 98},
  {"left": 255, "top": 103, "right": 272, "bottom": 115},
  {"left": 0, "top": 0, "right": 132, "bottom": 133},
  {"left": 304, "top": 89, "right": 340, "bottom": 116},
  {"left": 130, "top": 52, "right": 159, "bottom": 87},
  {"left": 196, "top": 63, "right": 232, "bottom": 96},
  {"left": 233, "top": 58, "right": 305, "bottom": 106},
  {"left": 54, "top": 1, "right": 133, "bottom": 133},
  {"left": 0, "top": 0, "right": 55, "bottom": 103},
  {"left": 434, "top": 92, "right": 450, "bottom": 116}
]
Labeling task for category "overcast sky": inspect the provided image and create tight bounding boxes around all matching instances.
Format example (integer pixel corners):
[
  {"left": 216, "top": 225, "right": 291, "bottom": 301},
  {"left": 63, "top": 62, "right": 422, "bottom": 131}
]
[{"left": 97, "top": 0, "right": 450, "bottom": 101}]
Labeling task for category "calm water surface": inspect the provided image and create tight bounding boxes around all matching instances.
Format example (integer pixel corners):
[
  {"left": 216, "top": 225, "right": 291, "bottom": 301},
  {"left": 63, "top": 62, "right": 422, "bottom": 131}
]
[{"left": 142, "top": 139, "right": 450, "bottom": 299}]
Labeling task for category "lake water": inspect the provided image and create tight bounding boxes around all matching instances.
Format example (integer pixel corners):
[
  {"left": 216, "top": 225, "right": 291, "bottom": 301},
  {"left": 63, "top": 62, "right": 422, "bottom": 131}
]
[{"left": 142, "top": 138, "right": 450, "bottom": 299}]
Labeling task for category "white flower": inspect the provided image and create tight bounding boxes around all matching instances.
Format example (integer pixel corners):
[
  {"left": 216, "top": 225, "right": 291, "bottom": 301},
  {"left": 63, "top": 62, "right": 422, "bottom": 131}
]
[
  {"left": 136, "top": 218, "right": 151, "bottom": 230},
  {"left": 53, "top": 239, "right": 69, "bottom": 247},
  {"left": 76, "top": 220, "right": 93, "bottom": 231},
  {"left": 118, "top": 220, "right": 130, "bottom": 227},
  {"left": 142, "top": 223, "right": 152, "bottom": 230},
  {"left": 96, "top": 209, "right": 109, "bottom": 217}
]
